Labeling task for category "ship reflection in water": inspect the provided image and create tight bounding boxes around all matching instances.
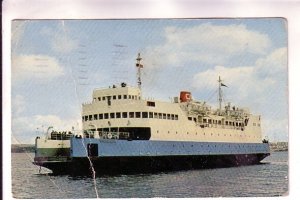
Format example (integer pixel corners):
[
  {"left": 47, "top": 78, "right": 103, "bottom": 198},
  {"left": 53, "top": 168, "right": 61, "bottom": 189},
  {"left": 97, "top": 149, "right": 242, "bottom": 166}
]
[{"left": 12, "top": 151, "right": 288, "bottom": 198}]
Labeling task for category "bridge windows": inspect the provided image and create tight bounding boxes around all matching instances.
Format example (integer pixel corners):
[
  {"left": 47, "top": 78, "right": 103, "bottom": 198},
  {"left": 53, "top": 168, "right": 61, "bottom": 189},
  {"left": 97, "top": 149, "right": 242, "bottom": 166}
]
[
  {"left": 158, "top": 113, "right": 162, "bottom": 119},
  {"left": 149, "top": 112, "right": 153, "bottom": 118},
  {"left": 122, "top": 112, "right": 127, "bottom": 118},
  {"left": 110, "top": 113, "right": 115, "bottom": 119},
  {"left": 135, "top": 112, "right": 141, "bottom": 118},
  {"left": 83, "top": 112, "right": 179, "bottom": 121},
  {"left": 147, "top": 101, "right": 155, "bottom": 107},
  {"left": 129, "top": 112, "right": 134, "bottom": 118},
  {"left": 142, "top": 112, "right": 148, "bottom": 118}
]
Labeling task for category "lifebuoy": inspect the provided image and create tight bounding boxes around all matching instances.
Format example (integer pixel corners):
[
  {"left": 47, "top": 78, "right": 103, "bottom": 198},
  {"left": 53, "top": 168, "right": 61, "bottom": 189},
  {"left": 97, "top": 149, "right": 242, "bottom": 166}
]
[{"left": 107, "top": 133, "right": 112, "bottom": 139}]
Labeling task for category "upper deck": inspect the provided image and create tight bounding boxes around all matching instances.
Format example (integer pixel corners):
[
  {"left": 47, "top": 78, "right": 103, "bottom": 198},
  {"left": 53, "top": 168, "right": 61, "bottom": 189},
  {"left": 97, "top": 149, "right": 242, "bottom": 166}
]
[{"left": 92, "top": 83, "right": 141, "bottom": 102}]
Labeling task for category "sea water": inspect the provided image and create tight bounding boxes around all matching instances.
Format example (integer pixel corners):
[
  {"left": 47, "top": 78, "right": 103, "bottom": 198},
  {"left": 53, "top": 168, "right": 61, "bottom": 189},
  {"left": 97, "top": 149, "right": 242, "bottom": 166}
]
[{"left": 11, "top": 151, "right": 288, "bottom": 198}]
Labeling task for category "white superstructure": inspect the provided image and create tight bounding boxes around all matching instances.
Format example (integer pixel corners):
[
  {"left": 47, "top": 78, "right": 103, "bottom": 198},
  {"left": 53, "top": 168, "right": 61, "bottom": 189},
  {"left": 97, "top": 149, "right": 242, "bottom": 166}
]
[{"left": 81, "top": 54, "right": 262, "bottom": 144}]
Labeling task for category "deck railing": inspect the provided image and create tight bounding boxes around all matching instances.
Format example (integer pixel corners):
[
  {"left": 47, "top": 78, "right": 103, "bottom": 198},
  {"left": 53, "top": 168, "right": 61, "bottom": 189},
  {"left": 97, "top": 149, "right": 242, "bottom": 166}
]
[{"left": 85, "top": 131, "right": 130, "bottom": 140}]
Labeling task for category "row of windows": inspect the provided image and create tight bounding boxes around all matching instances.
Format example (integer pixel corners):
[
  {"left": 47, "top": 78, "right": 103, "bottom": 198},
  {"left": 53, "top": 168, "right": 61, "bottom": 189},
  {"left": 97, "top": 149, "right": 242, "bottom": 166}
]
[
  {"left": 83, "top": 112, "right": 179, "bottom": 121},
  {"left": 94, "top": 94, "right": 141, "bottom": 102},
  {"left": 155, "top": 130, "right": 258, "bottom": 138}
]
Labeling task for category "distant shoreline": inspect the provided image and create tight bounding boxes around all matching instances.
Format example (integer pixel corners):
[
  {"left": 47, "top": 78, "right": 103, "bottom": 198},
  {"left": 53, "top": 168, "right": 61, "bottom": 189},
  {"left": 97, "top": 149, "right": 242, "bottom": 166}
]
[
  {"left": 11, "top": 142, "right": 288, "bottom": 153},
  {"left": 11, "top": 144, "right": 35, "bottom": 153}
]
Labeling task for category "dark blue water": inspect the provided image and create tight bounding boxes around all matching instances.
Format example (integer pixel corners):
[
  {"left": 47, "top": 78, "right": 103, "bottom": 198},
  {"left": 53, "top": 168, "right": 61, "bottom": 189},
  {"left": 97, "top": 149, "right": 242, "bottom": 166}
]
[{"left": 12, "top": 151, "right": 288, "bottom": 198}]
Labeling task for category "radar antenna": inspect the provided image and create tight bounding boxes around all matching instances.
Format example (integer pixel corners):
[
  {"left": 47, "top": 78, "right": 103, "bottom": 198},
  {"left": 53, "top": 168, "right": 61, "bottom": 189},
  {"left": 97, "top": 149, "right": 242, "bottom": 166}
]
[{"left": 136, "top": 53, "right": 143, "bottom": 95}]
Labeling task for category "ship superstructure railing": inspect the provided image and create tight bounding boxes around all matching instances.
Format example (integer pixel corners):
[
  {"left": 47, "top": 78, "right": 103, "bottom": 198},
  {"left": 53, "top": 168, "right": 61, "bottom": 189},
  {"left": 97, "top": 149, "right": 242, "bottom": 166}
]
[
  {"left": 85, "top": 130, "right": 130, "bottom": 140},
  {"left": 49, "top": 131, "right": 74, "bottom": 140}
]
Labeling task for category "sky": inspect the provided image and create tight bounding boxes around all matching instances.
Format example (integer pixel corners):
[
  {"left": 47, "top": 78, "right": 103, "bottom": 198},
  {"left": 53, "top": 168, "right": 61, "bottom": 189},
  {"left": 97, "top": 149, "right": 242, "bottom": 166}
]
[{"left": 11, "top": 18, "right": 288, "bottom": 144}]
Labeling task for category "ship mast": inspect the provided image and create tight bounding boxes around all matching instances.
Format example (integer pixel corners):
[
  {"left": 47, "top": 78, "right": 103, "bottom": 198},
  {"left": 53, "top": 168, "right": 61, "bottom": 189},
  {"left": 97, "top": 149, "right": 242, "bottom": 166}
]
[
  {"left": 136, "top": 53, "right": 143, "bottom": 95},
  {"left": 218, "top": 76, "right": 222, "bottom": 114}
]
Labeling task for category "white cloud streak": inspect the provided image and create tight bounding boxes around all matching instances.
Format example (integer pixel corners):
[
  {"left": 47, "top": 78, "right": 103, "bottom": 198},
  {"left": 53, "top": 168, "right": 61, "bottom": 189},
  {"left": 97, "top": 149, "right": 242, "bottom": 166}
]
[
  {"left": 12, "top": 54, "right": 64, "bottom": 81},
  {"left": 144, "top": 23, "right": 271, "bottom": 67}
]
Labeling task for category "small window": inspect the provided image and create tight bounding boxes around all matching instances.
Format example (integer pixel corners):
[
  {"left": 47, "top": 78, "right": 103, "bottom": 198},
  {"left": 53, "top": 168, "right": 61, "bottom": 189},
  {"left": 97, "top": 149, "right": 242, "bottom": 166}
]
[
  {"left": 154, "top": 112, "right": 158, "bottom": 119},
  {"left": 163, "top": 113, "right": 166, "bottom": 119},
  {"left": 253, "top": 123, "right": 256, "bottom": 126},
  {"left": 129, "top": 112, "right": 134, "bottom": 118},
  {"left": 89, "top": 115, "right": 92, "bottom": 121},
  {"left": 203, "top": 118, "right": 207, "bottom": 123},
  {"left": 188, "top": 117, "right": 192, "bottom": 121},
  {"left": 118, "top": 95, "right": 122, "bottom": 99},
  {"left": 158, "top": 113, "right": 162, "bottom": 119},
  {"left": 225, "top": 121, "right": 228, "bottom": 125},
  {"left": 194, "top": 118, "right": 197, "bottom": 122},
  {"left": 99, "top": 114, "right": 103, "bottom": 119},
  {"left": 85, "top": 116, "right": 88, "bottom": 121},
  {"left": 142, "top": 112, "right": 148, "bottom": 118},
  {"left": 147, "top": 101, "right": 155, "bottom": 107},
  {"left": 82, "top": 116, "right": 84, "bottom": 121},
  {"left": 104, "top": 113, "right": 109, "bottom": 119},
  {"left": 98, "top": 97, "right": 101, "bottom": 101},
  {"left": 208, "top": 119, "right": 212, "bottom": 124},
  {"left": 124, "top": 95, "right": 127, "bottom": 99},
  {"left": 94, "top": 114, "right": 98, "bottom": 120},
  {"left": 113, "top": 95, "right": 116, "bottom": 100},
  {"left": 175, "top": 115, "right": 178, "bottom": 120},
  {"left": 229, "top": 121, "right": 232, "bottom": 125},
  {"left": 110, "top": 113, "right": 115, "bottom": 119},
  {"left": 149, "top": 112, "right": 153, "bottom": 118},
  {"left": 218, "top": 120, "right": 221, "bottom": 125},
  {"left": 116, "top": 112, "right": 121, "bottom": 118},
  {"left": 135, "top": 112, "right": 141, "bottom": 118},
  {"left": 102, "top": 97, "right": 106, "bottom": 100},
  {"left": 122, "top": 112, "right": 127, "bottom": 118},
  {"left": 167, "top": 114, "right": 171, "bottom": 120},
  {"left": 171, "top": 114, "right": 175, "bottom": 120}
]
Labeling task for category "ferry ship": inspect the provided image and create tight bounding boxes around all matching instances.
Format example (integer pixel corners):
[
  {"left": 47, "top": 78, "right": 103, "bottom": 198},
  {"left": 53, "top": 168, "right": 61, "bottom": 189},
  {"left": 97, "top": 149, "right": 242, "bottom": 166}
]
[{"left": 33, "top": 53, "right": 270, "bottom": 175}]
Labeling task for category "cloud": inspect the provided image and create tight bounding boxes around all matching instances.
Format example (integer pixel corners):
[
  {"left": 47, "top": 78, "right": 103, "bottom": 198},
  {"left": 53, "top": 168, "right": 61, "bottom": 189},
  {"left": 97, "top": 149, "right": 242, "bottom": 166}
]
[
  {"left": 39, "top": 21, "right": 78, "bottom": 54},
  {"left": 12, "top": 114, "right": 82, "bottom": 144},
  {"left": 192, "top": 48, "right": 288, "bottom": 141},
  {"left": 12, "top": 95, "right": 26, "bottom": 116},
  {"left": 192, "top": 47, "right": 287, "bottom": 100},
  {"left": 12, "top": 54, "right": 64, "bottom": 81},
  {"left": 11, "top": 20, "right": 29, "bottom": 52},
  {"left": 51, "top": 34, "right": 78, "bottom": 53},
  {"left": 262, "top": 118, "right": 289, "bottom": 142},
  {"left": 144, "top": 23, "right": 271, "bottom": 67}
]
